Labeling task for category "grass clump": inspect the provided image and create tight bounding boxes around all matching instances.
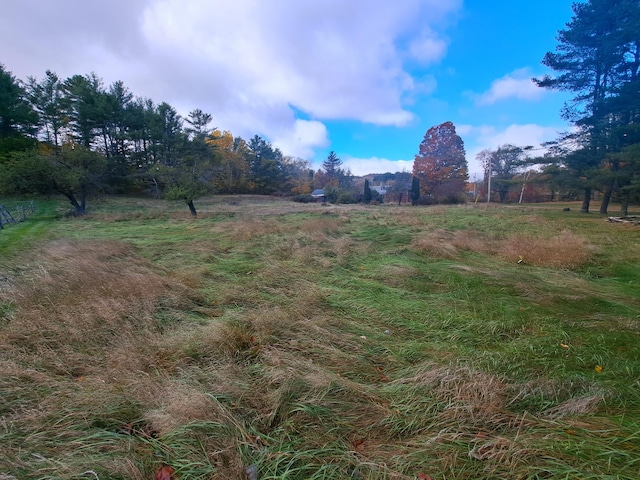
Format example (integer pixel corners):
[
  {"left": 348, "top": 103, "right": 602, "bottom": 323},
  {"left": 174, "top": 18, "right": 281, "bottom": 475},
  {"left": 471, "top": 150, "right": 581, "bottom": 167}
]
[{"left": 1, "top": 197, "right": 639, "bottom": 479}]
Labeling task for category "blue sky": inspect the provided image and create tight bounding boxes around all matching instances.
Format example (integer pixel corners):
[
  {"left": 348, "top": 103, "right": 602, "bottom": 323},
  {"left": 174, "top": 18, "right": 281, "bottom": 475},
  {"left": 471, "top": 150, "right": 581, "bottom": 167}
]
[{"left": 1, "top": 0, "right": 576, "bottom": 178}]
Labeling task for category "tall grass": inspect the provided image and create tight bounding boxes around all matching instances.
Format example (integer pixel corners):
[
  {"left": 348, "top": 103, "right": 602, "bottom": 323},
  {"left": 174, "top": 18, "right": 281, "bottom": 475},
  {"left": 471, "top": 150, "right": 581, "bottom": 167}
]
[{"left": 1, "top": 197, "right": 639, "bottom": 479}]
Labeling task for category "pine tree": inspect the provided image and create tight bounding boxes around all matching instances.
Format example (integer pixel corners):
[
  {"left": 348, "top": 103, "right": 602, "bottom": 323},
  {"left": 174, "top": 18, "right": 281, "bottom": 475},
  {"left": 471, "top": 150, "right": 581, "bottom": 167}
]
[
  {"left": 323, "top": 151, "right": 343, "bottom": 179},
  {"left": 535, "top": 0, "right": 640, "bottom": 212}
]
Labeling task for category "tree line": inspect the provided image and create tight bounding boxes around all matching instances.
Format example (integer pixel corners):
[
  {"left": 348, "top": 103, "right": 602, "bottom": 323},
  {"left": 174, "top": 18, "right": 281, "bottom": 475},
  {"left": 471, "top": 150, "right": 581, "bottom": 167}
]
[{"left": 0, "top": 66, "right": 363, "bottom": 214}]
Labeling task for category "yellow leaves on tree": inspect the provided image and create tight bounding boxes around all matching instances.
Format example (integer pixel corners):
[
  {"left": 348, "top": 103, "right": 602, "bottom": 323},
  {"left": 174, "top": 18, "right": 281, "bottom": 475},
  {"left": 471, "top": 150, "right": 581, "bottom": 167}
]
[{"left": 205, "top": 128, "right": 234, "bottom": 151}]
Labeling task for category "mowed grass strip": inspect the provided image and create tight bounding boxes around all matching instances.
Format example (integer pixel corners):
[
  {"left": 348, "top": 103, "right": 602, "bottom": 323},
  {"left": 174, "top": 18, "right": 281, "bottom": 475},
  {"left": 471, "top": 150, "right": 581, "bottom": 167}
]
[{"left": 1, "top": 197, "right": 639, "bottom": 479}]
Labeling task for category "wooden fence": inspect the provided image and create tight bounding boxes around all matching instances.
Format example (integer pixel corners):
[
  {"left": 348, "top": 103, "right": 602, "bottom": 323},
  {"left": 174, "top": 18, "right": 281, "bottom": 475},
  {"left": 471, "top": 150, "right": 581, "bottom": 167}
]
[{"left": 0, "top": 201, "right": 35, "bottom": 230}]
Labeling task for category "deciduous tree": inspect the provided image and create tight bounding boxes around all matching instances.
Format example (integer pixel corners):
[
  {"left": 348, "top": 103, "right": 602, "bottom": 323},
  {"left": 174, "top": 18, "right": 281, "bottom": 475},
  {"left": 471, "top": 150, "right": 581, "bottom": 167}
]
[
  {"left": 477, "top": 144, "right": 529, "bottom": 203},
  {"left": 413, "top": 121, "right": 468, "bottom": 202},
  {"left": 1, "top": 143, "right": 106, "bottom": 215}
]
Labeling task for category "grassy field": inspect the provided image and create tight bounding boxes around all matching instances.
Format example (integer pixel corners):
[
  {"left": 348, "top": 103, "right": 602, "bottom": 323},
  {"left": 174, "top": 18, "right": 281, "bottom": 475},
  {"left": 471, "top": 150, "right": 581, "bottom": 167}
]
[{"left": 1, "top": 195, "right": 639, "bottom": 479}]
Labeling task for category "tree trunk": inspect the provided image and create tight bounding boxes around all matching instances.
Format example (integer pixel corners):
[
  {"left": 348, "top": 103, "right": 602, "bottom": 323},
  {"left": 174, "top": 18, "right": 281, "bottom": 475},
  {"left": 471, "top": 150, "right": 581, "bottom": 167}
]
[
  {"left": 581, "top": 187, "right": 591, "bottom": 213},
  {"left": 63, "top": 192, "right": 85, "bottom": 216},
  {"left": 621, "top": 197, "right": 629, "bottom": 216},
  {"left": 600, "top": 180, "right": 614, "bottom": 214},
  {"left": 187, "top": 199, "right": 197, "bottom": 217}
]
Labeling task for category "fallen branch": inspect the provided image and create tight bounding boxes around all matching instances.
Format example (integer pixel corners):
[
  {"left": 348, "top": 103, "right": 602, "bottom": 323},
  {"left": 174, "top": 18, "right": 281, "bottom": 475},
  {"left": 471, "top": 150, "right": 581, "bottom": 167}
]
[{"left": 607, "top": 215, "right": 640, "bottom": 225}]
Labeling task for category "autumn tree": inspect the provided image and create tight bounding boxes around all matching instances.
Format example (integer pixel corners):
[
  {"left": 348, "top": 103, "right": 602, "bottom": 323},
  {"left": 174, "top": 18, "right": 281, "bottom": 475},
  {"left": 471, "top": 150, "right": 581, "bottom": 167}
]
[
  {"left": 413, "top": 121, "right": 468, "bottom": 203},
  {"left": 205, "top": 129, "right": 250, "bottom": 192}
]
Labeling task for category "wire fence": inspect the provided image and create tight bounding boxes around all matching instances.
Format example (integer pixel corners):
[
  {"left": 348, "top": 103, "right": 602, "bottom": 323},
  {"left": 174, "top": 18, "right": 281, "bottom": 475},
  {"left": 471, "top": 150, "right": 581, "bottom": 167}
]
[{"left": 0, "top": 201, "right": 35, "bottom": 230}]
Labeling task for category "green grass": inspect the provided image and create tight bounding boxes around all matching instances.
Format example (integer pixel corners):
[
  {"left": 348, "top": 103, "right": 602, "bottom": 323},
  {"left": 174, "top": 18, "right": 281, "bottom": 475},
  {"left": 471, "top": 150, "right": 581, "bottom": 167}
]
[
  {"left": 0, "top": 197, "right": 65, "bottom": 256},
  {"left": 1, "top": 196, "right": 639, "bottom": 479}
]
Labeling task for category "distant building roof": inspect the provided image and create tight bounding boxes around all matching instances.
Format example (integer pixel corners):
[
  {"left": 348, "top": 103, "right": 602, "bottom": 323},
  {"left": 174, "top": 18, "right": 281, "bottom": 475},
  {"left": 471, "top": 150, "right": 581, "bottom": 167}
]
[{"left": 311, "top": 189, "right": 325, "bottom": 197}]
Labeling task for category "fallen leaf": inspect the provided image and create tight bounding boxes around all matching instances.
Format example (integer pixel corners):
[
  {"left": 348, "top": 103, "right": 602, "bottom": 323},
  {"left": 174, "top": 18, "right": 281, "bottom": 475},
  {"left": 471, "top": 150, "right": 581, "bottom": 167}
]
[
  {"left": 560, "top": 343, "right": 570, "bottom": 349},
  {"left": 565, "top": 429, "right": 575, "bottom": 435},
  {"left": 353, "top": 438, "right": 366, "bottom": 453},
  {"left": 595, "top": 365, "right": 603, "bottom": 373},
  {"left": 155, "top": 466, "right": 174, "bottom": 480},
  {"left": 417, "top": 473, "right": 433, "bottom": 480}
]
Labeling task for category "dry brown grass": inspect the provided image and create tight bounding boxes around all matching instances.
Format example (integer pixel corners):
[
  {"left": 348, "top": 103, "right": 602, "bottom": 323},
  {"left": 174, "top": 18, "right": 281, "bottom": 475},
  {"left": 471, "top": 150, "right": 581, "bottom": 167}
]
[
  {"left": 0, "top": 238, "right": 253, "bottom": 478},
  {"left": 396, "top": 362, "right": 515, "bottom": 428},
  {"left": 411, "top": 228, "right": 593, "bottom": 269},
  {"left": 497, "top": 230, "right": 593, "bottom": 269},
  {"left": 410, "top": 229, "right": 488, "bottom": 258},
  {"left": 225, "top": 217, "right": 284, "bottom": 241},
  {"left": 0, "top": 240, "right": 201, "bottom": 376}
]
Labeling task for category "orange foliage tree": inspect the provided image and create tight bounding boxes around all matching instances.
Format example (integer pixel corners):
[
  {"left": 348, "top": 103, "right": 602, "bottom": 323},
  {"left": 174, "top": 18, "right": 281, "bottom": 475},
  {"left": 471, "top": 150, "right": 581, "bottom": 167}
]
[
  {"left": 413, "top": 121, "right": 468, "bottom": 202},
  {"left": 205, "top": 128, "right": 250, "bottom": 192}
]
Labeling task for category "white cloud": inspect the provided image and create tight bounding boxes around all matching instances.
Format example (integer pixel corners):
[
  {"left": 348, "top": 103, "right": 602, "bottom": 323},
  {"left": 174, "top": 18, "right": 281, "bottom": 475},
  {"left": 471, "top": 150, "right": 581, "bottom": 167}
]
[
  {"left": 342, "top": 156, "right": 414, "bottom": 176},
  {"left": 138, "top": 0, "right": 459, "bottom": 127},
  {"left": 272, "top": 120, "right": 330, "bottom": 159},
  {"left": 474, "top": 68, "right": 544, "bottom": 105},
  {"left": 408, "top": 28, "right": 449, "bottom": 64},
  {"left": 0, "top": 0, "right": 461, "bottom": 159}
]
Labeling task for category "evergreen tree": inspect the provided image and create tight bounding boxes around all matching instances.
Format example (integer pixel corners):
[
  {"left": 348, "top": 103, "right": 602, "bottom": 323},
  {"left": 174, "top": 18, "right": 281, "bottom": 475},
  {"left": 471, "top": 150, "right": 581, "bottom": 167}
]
[
  {"left": 535, "top": 0, "right": 640, "bottom": 212},
  {"left": 247, "top": 135, "right": 285, "bottom": 194},
  {"left": 26, "top": 70, "right": 66, "bottom": 147},
  {"left": 363, "top": 178, "right": 372, "bottom": 203},
  {"left": 323, "top": 151, "right": 343, "bottom": 180},
  {"left": 0, "top": 63, "right": 38, "bottom": 153}
]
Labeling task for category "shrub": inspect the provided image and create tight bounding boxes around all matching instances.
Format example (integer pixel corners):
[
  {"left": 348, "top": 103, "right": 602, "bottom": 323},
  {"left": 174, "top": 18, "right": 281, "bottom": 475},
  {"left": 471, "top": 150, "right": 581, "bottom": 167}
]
[{"left": 291, "top": 194, "right": 316, "bottom": 203}]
